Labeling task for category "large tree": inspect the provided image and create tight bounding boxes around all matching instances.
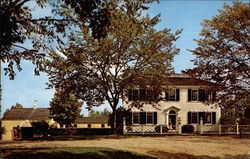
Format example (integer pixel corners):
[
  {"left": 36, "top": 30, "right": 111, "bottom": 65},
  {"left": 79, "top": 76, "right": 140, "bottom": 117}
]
[
  {"left": 45, "top": 0, "right": 181, "bottom": 129},
  {"left": 50, "top": 92, "right": 82, "bottom": 127},
  {"left": 190, "top": 2, "right": 250, "bottom": 115},
  {"left": 0, "top": 0, "right": 119, "bottom": 79}
]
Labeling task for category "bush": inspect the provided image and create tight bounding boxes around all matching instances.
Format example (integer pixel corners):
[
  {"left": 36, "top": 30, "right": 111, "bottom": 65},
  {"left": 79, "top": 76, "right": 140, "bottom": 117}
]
[
  {"left": 181, "top": 125, "right": 194, "bottom": 133},
  {"left": 155, "top": 125, "right": 168, "bottom": 133},
  {"left": 219, "top": 116, "right": 237, "bottom": 125},
  {"left": 1, "top": 127, "right": 6, "bottom": 135},
  {"left": 31, "top": 120, "right": 50, "bottom": 138},
  {"left": 239, "top": 118, "right": 250, "bottom": 125}
]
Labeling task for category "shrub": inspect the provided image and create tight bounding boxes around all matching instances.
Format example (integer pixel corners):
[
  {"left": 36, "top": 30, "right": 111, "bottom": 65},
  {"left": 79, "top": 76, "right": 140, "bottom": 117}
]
[
  {"left": 155, "top": 125, "right": 169, "bottom": 133},
  {"left": 181, "top": 125, "right": 194, "bottom": 133},
  {"left": 31, "top": 120, "right": 50, "bottom": 138},
  {"left": 1, "top": 127, "right": 6, "bottom": 135},
  {"left": 219, "top": 116, "right": 237, "bottom": 125},
  {"left": 239, "top": 118, "right": 250, "bottom": 125}
]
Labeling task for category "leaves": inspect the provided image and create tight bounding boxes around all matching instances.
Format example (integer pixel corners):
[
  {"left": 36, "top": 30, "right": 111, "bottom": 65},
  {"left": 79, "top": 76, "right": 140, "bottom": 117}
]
[
  {"left": 190, "top": 2, "right": 250, "bottom": 115},
  {"left": 45, "top": 1, "right": 180, "bottom": 114},
  {"left": 50, "top": 92, "right": 82, "bottom": 126}
]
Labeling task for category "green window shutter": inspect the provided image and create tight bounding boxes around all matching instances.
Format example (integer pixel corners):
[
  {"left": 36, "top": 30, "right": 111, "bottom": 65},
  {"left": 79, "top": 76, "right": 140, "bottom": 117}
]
[
  {"left": 140, "top": 112, "right": 146, "bottom": 124},
  {"left": 188, "top": 89, "right": 191, "bottom": 101},
  {"left": 165, "top": 91, "right": 169, "bottom": 101},
  {"left": 212, "top": 92, "right": 216, "bottom": 102},
  {"left": 176, "top": 89, "right": 180, "bottom": 101},
  {"left": 188, "top": 112, "right": 191, "bottom": 124},
  {"left": 198, "top": 89, "right": 205, "bottom": 101},
  {"left": 212, "top": 112, "right": 216, "bottom": 124},
  {"left": 153, "top": 112, "right": 157, "bottom": 124},
  {"left": 128, "top": 89, "right": 133, "bottom": 101},
  {"left": 126, "top": 112, "right": 132, "bottom": 125}
]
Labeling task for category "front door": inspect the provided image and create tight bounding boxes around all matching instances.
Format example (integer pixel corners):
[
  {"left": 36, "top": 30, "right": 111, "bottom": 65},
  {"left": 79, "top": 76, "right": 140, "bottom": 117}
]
[{"left": 168, "top": 110, "right": 176, "bottom": 130}]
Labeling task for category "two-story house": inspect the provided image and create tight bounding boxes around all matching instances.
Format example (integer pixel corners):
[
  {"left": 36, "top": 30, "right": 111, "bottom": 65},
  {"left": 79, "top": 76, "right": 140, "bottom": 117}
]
[{"left": 124, "top": 74, "right": 220, "bottom": 134}]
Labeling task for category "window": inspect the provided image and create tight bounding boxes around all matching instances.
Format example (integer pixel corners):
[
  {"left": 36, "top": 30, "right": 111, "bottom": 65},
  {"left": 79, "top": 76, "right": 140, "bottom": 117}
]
[
  {"left": 191, "top": 90, "right": 198, "bottom": 101},
  {"left": 131, "top": 112, "right": 157, "bottom": 125},
  {"left": 128, "top": 89, "right": 159, "bottom": 101},
  {"left": 132, "top": 112, "right": 140, "bottom": 124},
  {"left": 88, "top": 124, "right": 91, "bottom": 128},
  {"left": 165, "top": 89, "right": 180, "bottom": 101},
  {"left": 101, "top": 124, "right": 105, "bottom": 128},
  {"left": 169, "top": 90, "right": 176, "bottom": 101},
  {"left": 188, "top": 89, "right": 216, "bottom": 102},
  {"left": 73, "top": 124, "right": 77, "bottom": 128},
  {"left": 146, "top": 112, "right": 153, "bottom": 124},
  {"left": 204, "top": 112, "right": 212, "bottom": 124}
]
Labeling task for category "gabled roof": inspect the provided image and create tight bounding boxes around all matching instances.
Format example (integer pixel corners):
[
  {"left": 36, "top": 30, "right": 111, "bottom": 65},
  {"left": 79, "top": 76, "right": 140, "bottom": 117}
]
[
  {"left": 167, "top": 77, "right": 217, "bottom": 86},
  {"left": 75, "top": 117, "right": 109, "bottom": 124},
  {"left": 2, "top": 108, "right": 50, "bottom": 120}
]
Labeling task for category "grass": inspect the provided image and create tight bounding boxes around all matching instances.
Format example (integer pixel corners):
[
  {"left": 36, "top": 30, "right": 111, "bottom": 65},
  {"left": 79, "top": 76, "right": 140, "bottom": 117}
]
[{"left": 1, "top": 147, "right": 154, "bottom": 159}]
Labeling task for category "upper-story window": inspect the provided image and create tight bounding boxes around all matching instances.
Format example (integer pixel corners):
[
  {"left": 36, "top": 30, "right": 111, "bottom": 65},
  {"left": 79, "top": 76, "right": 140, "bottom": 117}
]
[
  {"left": 165, "top": 89, "right": 180, "bottom": 101},
  {"left": 191, "top": 90, "right": 198, "bottom": 101},
  {"left": 188, "top": 89, "right": 216, "bottom": 102},
  {"left": 128, "top": 89, "right": 158, "bottom": 101}
]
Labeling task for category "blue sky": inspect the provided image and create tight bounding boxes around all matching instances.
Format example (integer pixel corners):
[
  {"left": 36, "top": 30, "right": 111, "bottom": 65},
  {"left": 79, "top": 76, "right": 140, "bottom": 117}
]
[{"left": 1, "top": 0, "right": 247, "bottom": 116}]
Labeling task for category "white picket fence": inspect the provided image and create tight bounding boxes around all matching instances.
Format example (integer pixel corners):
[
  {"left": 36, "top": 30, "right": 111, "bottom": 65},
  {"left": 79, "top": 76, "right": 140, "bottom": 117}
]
[
  {"left": 123, "top": 117, "right": 250, "bottom": 135},
  {"left": 124, "top": 124, "right": 179, "bottom": 135}
]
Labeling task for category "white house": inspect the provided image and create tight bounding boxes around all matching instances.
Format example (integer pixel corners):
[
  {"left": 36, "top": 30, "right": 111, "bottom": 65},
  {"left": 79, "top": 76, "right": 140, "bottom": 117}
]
[{"left": 123, "top": 74, "right": 221, "bottom": 134}]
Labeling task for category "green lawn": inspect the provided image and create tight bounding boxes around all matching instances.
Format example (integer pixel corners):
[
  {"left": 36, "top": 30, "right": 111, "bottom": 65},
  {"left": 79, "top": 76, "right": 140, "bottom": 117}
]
[{"left": 2, "top": 147, "right": 154, "bottom": 159}]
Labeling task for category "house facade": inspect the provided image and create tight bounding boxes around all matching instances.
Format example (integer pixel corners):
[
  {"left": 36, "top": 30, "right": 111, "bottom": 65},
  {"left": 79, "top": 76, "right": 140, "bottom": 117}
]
[
  {"left": 124, "top": 74, "right": 221, "bottom": 134},
  {"left": 1, "top": 108, "right": 55, "bottom": 140},
  {"left": 74, "top": 117, "right": 111, "bottom": 128},
  {"left": 1, "top": 108, "right": 110, "bottom": 140}
]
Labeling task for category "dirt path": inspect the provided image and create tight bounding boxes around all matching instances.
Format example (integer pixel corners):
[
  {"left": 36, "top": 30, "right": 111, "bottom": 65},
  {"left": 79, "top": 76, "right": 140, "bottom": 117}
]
[{"left": 1, "top": 136, "right": 250, "bottom": 158}]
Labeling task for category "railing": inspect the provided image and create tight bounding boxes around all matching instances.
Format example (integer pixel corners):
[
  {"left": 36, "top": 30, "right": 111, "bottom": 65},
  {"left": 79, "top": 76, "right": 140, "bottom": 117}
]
[
  {"left": 199, "top": 124, "right": 219, "bottom": 134},
  {"left": 239, "top": 125, "right": 250, "bottom": 134},
  {"left": 124, "top": 124, "right": 179, "bottom": 135}
]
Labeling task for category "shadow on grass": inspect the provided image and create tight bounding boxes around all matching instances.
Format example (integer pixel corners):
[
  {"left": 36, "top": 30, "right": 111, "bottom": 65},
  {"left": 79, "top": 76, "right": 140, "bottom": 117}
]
[
  {"left": 1, "top": 147, "right": 154, "bottom": 159},
  {"left": 148, "top": 150, "right": 250, "bottom": 159}
]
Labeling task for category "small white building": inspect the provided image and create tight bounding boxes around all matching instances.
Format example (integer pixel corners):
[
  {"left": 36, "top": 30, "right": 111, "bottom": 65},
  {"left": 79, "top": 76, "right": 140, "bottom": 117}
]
[{"left": 124, "top": 74, "right": 221, "bottom": 134}]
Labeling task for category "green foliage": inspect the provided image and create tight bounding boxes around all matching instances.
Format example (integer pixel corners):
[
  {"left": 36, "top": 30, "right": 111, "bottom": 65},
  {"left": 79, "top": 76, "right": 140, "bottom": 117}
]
[
  {"left": 31, "top": 120, "right": 50, "bottom": 138},
  {"left": 88, "top": 108, "right": 111, "bottom": 118},
  {"left": 45, "top": 0, "right": 180, "bottom": 129},
  {"left": 0, "top": 126, "right": 6, "bottom": 135},
  {"left": 190, "top": 2, "right": 250, "bottom": 112},
  {"left": 50, "top": 92, "right": 82, "bottom": 127},
  {"left": 219, "top": 116, "right": 237, "bottom": 125}
]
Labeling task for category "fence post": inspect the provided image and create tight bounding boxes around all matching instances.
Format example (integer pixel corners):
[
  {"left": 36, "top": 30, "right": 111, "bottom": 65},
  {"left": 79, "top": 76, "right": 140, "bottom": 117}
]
[
  {"left": 236, "top": 122, "right": 239, "bottom": 135},
  {"left": 199, "top": 118, "right": 204, "bottom": 135},
  {"left": 178, "top": 124, "right": 182, "bottom": 134},
  {"left": 123, "top": 117, "right": 126, "bottom": 135},
  {"left": 218, "top": 124, "right": 221, "bottom": 135},
  {"left": 160, "top": 125, "right": 162, "bottom": 135},
  {"left": 142, "top": 125, "right": 144, "bottom": 135},
  {"left": 178, "top": 117, "right": 182, "bottom": 134}
]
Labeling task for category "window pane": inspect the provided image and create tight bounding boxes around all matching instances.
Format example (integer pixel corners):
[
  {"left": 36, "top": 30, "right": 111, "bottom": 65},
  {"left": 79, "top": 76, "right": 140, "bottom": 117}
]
[
  {"left": 147, "top": 112, "right": 153, "bottom": 124},
  {"left": 169, "top": 90, "right": 176, "bottom": 101},
  {"left": 191, "top": 112, "right": 198, "bottom": 124},
  {"left": 192, "top": 90, "right": 198, "bottom": 101},
  {"left": 205, "top": 113, "right": 212, "bottom": 124},
  {"left": 133, "top": 90, "right": 139, "bottom": 100},
  {"left": 133, "top": 112, "right": 139, "bottom": 124}
]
